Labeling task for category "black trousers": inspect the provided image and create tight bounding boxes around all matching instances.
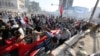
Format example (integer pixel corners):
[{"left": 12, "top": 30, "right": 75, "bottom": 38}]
[
  {"left": 10, "top": 49, "right": 18, "bottom": 56},
  {"left": 0, "top": 39, "right": 5, "bottom": 46},
  {"left": 59, "top": 39, "right": 66, "bottom": 45}
]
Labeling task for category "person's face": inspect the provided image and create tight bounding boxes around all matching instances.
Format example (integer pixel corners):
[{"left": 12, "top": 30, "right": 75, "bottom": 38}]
[
  {"left": 0, "top": 20, "right": 2, "bottom": 22},
  {"left": 6, "top": 22, "right": 11, "bottom": 27}
]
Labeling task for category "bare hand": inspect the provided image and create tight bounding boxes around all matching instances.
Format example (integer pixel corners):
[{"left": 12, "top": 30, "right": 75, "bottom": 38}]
[{"left": 0, "top": 37, "right": 2, "bottom": 40}]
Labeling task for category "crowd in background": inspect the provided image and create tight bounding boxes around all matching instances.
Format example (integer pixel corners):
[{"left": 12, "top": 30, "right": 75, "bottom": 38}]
[{"left": 0, "top": 12, "right": 94, "bottom": 55}]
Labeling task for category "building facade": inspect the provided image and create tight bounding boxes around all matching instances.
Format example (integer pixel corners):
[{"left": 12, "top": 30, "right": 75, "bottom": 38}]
[
  {"left": 25, "top": 0, "right": 30, "bottom": 12},
  {"left": 25, "top": 0, "right": 29, "bottom": 8},
  {"left": 0, "top": 0, "right": 26, "bottom": 12},
  {"left": 59, "top": 0, "right": 73, "bottom": 10},
  {"left": 29, "top": 1, "right": 41, "bottom": 13}
]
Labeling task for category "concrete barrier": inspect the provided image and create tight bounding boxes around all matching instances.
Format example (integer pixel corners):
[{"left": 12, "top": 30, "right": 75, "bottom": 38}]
[{"left": 52, "top": 29, "right": 90, "bottom": 56}]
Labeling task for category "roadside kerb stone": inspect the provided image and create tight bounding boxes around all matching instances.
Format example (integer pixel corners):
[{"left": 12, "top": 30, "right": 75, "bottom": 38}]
[{"left": 52, "top": 29, "right": 90, "bottom": 56}]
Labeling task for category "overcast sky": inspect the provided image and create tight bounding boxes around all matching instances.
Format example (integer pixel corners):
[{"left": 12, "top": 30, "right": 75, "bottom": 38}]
[{"left": 30, "top": 0, "right": 100, "bottom": 12}]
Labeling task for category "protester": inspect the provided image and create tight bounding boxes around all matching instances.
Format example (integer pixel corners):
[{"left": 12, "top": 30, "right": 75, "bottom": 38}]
[
  {"left": 12, "top": 24, "right": 25, "bottom": 42},
  {"left": 0, "top": 12, "right": 91, "bottom": 56},
  {"left": 59, "top": 28, "right": 71, "bottom": 45},
  {"left": 31, "top": 30, "right": 58, "bottom": 55},
  {"left": 76, "top": 45, "right": 88, "bottom": 56},
  {"left": 0, "top": 18, "right": 6, "bottom": 46}
]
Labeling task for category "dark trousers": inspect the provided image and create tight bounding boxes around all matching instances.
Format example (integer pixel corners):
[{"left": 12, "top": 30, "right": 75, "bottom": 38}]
[
  {"left": 10, "top": 49, "right": 18, "bottom": 56},
  {"left": 0, "top": 39, "right": 5, "bottom": 46},
  {"left": 59, "top": 39, "right": 66, "bottom": 45}
]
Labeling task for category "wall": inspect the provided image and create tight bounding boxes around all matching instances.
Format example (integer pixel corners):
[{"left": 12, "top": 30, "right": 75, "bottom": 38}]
[{"left": 0, "top": 0, "right": 18, "bottom": 12}]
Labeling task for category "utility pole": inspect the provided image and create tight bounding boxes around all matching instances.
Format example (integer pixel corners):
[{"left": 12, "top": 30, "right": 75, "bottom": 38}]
[{"left": 89, "top": 0, "right": 99, "bottom": 23}]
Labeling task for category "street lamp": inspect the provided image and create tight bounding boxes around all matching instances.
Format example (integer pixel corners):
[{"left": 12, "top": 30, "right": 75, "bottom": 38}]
[{"left": 51, "top": 3, "right": 59, "bottom": 6}]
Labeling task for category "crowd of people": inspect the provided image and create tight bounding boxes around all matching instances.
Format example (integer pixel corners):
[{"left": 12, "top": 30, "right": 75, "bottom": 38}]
[{"left": 0, "top": 12, "right": 94, "bottom": 56}]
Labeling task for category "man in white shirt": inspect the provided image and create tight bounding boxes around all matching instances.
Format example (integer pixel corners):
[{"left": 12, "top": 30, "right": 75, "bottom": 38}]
[
  {"left": 11, "top": 24, "right": 25, "bottom": 42},
  {"left": 59, "top": 28, "right": 71, "bottom": 45}
]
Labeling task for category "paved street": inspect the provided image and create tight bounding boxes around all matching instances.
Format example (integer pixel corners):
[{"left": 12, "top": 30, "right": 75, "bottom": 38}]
[{"left": 73, "top": 28, "right": 100, "bottom": 55}]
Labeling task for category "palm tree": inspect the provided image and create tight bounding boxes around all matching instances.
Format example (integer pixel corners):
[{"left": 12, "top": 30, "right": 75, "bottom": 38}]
[{"left": 89, "top": 0, "right": 99, "bottom": 22}]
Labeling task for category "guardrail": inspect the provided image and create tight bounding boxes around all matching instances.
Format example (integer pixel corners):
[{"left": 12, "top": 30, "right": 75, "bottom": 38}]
[{"left": 52, "top": 29, "right": 91, "bottom": 56}]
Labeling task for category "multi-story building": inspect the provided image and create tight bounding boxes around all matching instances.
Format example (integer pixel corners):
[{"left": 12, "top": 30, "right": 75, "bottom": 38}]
[
  {"left": 18, "top": 0, "right": 26, "bottom": 12},
  {"left": 25, "top": 0, "right": 29, "bottom": 8},
  {"left": 59, "top": 0, "right": 73, "bottom": 10},
  {"left": 25, "top": 0, "right": 30, "bottom": 12},
  {"left": 0, "top": 0, "right": 26, "bottom": 12},
  {"left": 29, "top": 1, "right": 41, "bottom": 13},
  {"left": 59, "top": 0, "right": 74, "bottom": 17}
]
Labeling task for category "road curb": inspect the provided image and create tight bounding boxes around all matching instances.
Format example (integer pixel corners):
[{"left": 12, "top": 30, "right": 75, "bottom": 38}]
[{"left": 52, "top": 29, "right": 90, "bottom": 56}]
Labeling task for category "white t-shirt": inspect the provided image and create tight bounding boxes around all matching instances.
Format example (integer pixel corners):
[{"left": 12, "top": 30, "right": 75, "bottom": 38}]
[
  {"left": 60, "top": 28, "right": 71, "bottom": 40},
  {"left": 18, "top": 27, "right": 25, "bottom": 37},
  {"left": 12, "top": 24, "right": 25, "bottom": 38}
]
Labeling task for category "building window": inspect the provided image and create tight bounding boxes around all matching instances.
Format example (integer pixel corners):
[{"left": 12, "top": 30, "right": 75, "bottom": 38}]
[
  {"left": 8, "top": 2, "right": 11, "bottom": 7},
  {"left": 19, "top": 5, "right": 24, "bottom": 8},
  {"left": 1, "top": 1, "right": 4, "bottom": 6},
  {"left": 8, "top": 2, "right": 14, "bottom": 8},
  {"left": 6, "top": 2, "right": 9, "bottom": 7}
]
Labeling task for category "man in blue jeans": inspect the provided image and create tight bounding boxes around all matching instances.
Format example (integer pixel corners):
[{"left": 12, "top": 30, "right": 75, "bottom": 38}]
[
  {"left": 36, "top": 31, "right": 57, "bottom": 51},
  {"left": 27, "top": 31, "right": 58, "bottom": 56}
]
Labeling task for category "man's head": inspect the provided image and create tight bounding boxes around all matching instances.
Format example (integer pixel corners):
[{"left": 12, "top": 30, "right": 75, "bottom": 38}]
[
  {"left": 62, "top": 28, "right": 67, "bottom": 33},
  {"left": 6, "top": 21, "right": 11, "bottom": 27},
  {"left": 0, "top": 18, "right": 3, "bottom": 22},
  {"left": 52, "top": 37, "right": 57, "bottom": 43},
  {"left": 78, "top": 45, "right": 84, "bottom": 50}
]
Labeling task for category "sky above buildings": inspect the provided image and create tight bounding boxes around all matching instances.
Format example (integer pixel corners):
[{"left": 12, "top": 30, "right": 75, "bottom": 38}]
[
  {"left": 30, "top": 0, "right": 100, "bottom": 12},
  {"left": 30, "top": 0, "right": 59, "bottom": 12},
  {"left": 73, "top": 0, "right": 100, "bottom": 11}
]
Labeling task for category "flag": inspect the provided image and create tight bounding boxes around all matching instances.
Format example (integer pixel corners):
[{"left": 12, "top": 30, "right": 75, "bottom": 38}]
[{"left": 59, "top": 4, "right": 63, "bottom": 16}]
